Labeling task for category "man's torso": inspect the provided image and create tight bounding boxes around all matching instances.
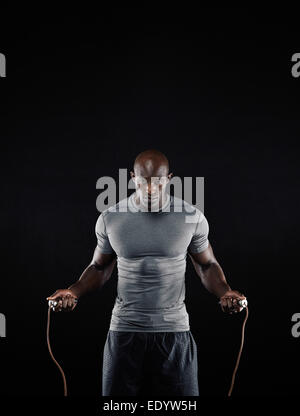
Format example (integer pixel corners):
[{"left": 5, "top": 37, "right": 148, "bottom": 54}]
[{"left": 97, "top": 193, "right": 207, "bottom": 332}]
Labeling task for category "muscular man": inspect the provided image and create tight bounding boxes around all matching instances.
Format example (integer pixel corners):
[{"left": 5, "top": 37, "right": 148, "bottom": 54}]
[{"left": 47, "top": 149, "right": 246, "bottom": 396}]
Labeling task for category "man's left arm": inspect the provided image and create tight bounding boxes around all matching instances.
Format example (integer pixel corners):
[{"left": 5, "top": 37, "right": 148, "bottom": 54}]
[{"left": 188, "top": 244, "right": 246, "bottom": 314}]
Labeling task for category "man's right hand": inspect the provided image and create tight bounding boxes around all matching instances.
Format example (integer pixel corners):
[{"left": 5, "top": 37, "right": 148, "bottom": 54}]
[{"left": 46, "top": 289, "right": 78, "bottom": 312}]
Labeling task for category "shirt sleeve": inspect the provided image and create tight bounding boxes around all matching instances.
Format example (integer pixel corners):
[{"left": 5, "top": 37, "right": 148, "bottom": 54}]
[
  {"left": 188, "top": 213, "right": 209, "bottom": 253},
  {"left": 95, "top": 213, "right": 114, "bottom": 254}
]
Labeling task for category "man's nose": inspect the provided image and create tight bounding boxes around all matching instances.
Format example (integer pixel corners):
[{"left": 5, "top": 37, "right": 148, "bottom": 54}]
[{"left": 147, "top": 184, "right": 158, "bottom": 194}]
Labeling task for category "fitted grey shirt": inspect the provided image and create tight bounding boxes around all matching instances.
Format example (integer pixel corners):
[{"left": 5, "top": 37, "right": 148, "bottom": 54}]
[{"left": 95, "top": 192, "right": 209, "bottom": 332}]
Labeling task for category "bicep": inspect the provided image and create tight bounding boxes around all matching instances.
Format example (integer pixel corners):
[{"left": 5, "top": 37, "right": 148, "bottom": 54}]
[
  {"left": 188, "top": 243, "right": 216, "bottom": 267},
  {"left": 91, "top": 246, "right": 117, "bottom": 268}
]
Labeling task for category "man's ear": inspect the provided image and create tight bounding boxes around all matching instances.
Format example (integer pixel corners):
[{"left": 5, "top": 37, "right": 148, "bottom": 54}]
[
  {"left": 168, "top": 172, "right": 173, "bottom": 180},
  {"left": 130, "top": 170, "right": 136, "bottom": 185}
]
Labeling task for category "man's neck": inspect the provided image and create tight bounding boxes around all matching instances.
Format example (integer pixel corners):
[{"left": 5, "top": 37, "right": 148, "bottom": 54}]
[{"left": 134, "top": 192, "right": 170, "bottom": 211}]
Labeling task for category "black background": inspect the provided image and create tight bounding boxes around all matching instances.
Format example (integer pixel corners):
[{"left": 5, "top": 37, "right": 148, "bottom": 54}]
[{"left": 1, "top": 7, "right": 299, "bottom": 400}]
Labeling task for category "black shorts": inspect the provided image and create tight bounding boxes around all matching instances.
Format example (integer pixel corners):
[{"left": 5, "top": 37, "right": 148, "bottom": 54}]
[{"left": 102, "top": 330, "right": 199, "bottom": 396}]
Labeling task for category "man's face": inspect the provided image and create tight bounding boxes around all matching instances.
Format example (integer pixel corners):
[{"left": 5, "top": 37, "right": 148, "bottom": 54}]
[
  {"left": 134, "top": 175, "right": 169, "bottom": 210},
  {"left": 131, "top": 166, "right": 172, "bottom": 211}
]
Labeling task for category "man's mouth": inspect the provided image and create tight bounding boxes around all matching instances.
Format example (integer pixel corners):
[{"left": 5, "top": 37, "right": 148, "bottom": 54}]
[{"left": 146, "top": 195, "right": 158, "bottom": 202}]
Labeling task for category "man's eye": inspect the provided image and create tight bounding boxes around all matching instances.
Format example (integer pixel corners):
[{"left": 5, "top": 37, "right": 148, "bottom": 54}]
[
  {"left": 149, "top": 177, "right": 167, "bottom": 186},
  {"left": 159, "top": 177, "right": 168, "bottom": 185},
  {"left": 136, "top": 177, "right": 147, "bottom": 186}
]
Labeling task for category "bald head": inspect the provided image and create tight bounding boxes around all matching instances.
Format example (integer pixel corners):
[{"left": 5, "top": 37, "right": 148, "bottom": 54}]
[
  {"left": 133, "top": 149, "right": 169, "bottom": 178},
  {"left": 130, "top": 149, "right": 173, "bottom": 211}
]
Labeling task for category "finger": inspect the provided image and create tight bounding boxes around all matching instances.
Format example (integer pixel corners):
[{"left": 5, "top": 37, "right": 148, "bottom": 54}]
[
  {"left": 71, "top": 301, "right": 77, "bottom": 311},
  {"left": 226, "top": 297, "right": 232, "bottom": 311},
  {"left": 226, "top": 297, "right": 237, "bottom": 314},
  {"left": 65, "top": 296, "right": 76, "bottom": 311},
  {"left": 232, "top": 298, "right": 239, "bottom": 312},
  {"left": 62, "top": 296, "right": 69, "bottom": 309},
  {"left": 220, "top": 298, "right": 227, "bottom": 312},
  {"left": 67, "top": 295, "right": 73, "bottom": 309},
  {"left": 233, "top": 305, "right": 241, "bottom": 313},
  {"left": 47, "top": 292, "right": 60, "bottom": 300}
]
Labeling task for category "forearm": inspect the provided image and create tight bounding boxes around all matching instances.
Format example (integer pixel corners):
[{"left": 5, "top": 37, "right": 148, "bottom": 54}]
[
  {"left": 191, "top": 256, "right": 231, "bottom": 298},
  {"left": 201, "top": 261, "right": 231, "bottom": 297},
  {"left": 68, "top": 261, "right": 115, "bottom": 298}
]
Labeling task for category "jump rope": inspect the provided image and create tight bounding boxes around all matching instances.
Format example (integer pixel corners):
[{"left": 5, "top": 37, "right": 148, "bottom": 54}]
[{"left": 47, "top": 298, "right": 248, "bottom": 397}]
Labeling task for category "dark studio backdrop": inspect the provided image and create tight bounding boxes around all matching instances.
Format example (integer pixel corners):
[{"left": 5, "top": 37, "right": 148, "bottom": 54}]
[{"left": 0, "top": 7, "right": 299, "bottom": 402}]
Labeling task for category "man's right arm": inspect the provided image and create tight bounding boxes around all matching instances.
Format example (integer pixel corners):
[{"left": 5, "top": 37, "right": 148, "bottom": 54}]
[
  {"left": 47, "top": 247, "right": 117, "bottom": 312},
  {"left": 69, "top": 247, "right": 117, "bottom": 297}
]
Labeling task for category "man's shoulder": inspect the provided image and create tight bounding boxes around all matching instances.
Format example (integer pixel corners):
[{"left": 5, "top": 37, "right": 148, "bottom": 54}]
[{"left": 172, "top": 196, "right": 201, "bottom": 214}]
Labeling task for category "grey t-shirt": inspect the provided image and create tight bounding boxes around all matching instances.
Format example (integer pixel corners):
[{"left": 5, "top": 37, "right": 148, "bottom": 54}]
[{"left": 95, "top": 192, "right": 209, "bottom": 332}]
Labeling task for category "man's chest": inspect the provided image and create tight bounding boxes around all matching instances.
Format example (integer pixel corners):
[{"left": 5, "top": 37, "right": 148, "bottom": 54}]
[{"left": 105, "top": 212, "right": 195, "bottom": 257}]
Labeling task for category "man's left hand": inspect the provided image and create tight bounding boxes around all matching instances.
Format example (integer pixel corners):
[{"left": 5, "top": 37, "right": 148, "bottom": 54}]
[{"left": 219, "top": 290, "right": 247, "bottom": 314}]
